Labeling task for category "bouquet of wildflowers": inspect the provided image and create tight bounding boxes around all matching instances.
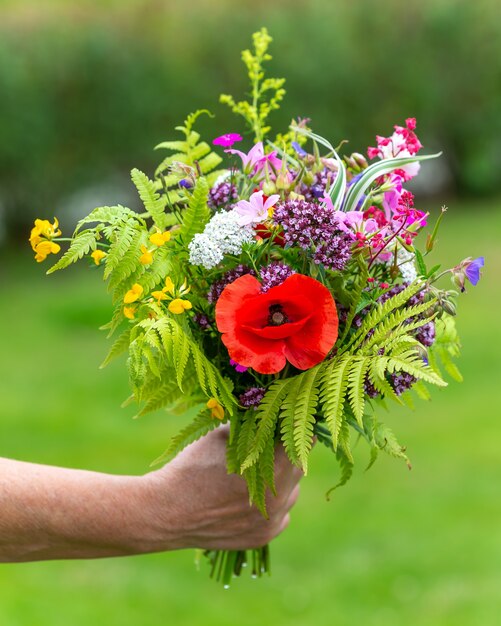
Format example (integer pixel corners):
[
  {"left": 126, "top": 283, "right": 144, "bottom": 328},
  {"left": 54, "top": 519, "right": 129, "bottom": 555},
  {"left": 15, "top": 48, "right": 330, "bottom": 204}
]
[{"left": 30, "top": 29, "right": 484, "bottom": 585}]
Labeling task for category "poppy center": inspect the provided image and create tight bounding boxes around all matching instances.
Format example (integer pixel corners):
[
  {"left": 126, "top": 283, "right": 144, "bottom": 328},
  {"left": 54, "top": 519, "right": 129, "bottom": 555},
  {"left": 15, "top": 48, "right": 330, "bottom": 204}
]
[{"left": 268, "top": 304, "right": 289, "bottom": 326}]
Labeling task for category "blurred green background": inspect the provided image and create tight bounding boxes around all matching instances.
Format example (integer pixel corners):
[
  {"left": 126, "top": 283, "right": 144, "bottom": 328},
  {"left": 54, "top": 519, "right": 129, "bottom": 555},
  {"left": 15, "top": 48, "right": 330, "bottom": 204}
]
[{"left": 0, "top": 0, "right": 500, "bottom": 624}]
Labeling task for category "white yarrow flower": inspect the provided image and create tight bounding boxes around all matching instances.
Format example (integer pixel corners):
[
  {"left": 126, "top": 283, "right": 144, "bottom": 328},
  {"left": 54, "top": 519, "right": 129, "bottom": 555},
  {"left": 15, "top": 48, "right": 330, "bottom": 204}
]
[
  {"left": 397, "top": 246, "right": 418, "bottom": 282},
  {"left": 188, "top": 209, "right": 255, "bottom": 269}
]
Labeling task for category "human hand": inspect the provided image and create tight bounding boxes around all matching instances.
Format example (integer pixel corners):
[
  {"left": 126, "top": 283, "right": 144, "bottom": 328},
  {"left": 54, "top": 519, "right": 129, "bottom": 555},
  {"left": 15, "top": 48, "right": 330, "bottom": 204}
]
[{"left": 141, "top": 425, "right": 303, "bottom": 551}]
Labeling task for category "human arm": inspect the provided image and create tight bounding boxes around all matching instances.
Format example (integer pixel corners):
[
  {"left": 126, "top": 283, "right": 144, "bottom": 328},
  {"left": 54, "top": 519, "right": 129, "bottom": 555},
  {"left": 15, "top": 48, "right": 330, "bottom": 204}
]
[{"left": 0, "top": 427, "right": 302, "bottom": 562}]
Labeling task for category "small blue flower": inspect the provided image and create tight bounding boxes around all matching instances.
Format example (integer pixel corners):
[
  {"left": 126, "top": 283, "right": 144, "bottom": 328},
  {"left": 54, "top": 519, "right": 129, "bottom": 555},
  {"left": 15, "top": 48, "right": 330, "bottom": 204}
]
[
  {"left": 291, "top": 141, "right": 307, "bottom": 157},
  {"left": 464, "top": 257, "right": 485, "bottom": 286}
]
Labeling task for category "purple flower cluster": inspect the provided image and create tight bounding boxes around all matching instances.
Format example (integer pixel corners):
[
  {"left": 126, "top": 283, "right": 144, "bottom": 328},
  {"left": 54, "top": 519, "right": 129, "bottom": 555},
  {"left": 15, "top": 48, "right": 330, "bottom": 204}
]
[
  {"left": 239, "top": 387, "right": 266, "bottom": 409},
  {"left": 300, "top": 169, "right": 332, "bottom": 202},
  {"left": 415, "top": 321, "right": 435, "bottom": 347},
  {"left": 207, "top": 264, "right": 255, "bottom": 304},
  {"left": 272, "top": 198, "right": 353, "bottom": 271},
  {"left": 273, "top": 199, "right": 336, "bottom": 248},
  {"left": 260, "top": 262, "right": 296, "bottom": 292},
  {"left": 313, "top": 236, "right": 353, "bottom": 271},
  {"left": 193, "top": 313, "right": 211, "bottom": 330},
  {"left": 390, "top": 372, "right": 417, "bottom": 395},
  {"left": 208, "top": 181, "right": 238, "bottom": 210}
]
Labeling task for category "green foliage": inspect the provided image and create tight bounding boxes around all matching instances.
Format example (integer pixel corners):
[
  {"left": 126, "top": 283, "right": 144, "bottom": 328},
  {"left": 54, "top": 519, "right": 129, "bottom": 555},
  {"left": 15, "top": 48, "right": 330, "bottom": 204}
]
[
  {"left": 220, "top": 28, "right": 286, "bottom": 142},
  {"left": 46, "top": 231, "right": 97, "bottom": 274},
  {"left": 154, "top": 110, "right": 224, "bottom": 203},
  {"left": 153, "top": 409, "right": 219, "bottom": 466},
  {"left": 127, "top": 315, "right": 236, "bottom": 417},
  {"left": 429, "top": 314, "right": 463, "bottom": 382},
  {"left": 130, "top": 169, "right": 168, "bottom": 230},
  {"left": 178, "top": 177, "right": 211, "bottom": 245},
  {"left": 233, "top": 281, "right": 448, "bottom": 496}
]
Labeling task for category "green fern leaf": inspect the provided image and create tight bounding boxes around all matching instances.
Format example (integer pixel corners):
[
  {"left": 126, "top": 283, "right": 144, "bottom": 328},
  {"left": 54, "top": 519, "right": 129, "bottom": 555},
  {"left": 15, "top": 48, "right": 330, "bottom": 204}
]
[
  {"left": 75, "top": 205, "right": 142, "bottom": 233},
  {"left": 100, "top": 328, "right": 131, "bottom": 369},
  {"left": 292, "top": 367, "right": 321, "bottom": 473},
  {"left": 131, "top": 168, "right": 167, "bottom": 229},
  {"left": 347, "top": 357, "right": 370, "bottom": 426},
  {"left": 179, "top": 177, "right": 210, "bottom": 244},
  {"left": 152, "top": 410, "right": 219, "bottom": 465},
  {"left": 103, "top": 219, "right": 143, "bottom": 281},
  {"left": 46, "top": 231, "right": 97, "bottom": 274},
  {"left": 320, "top": 355, "right": 352, "bottom": 449},
  {"left": 241, "top": 378, "right": 290, "bottom": 471}
]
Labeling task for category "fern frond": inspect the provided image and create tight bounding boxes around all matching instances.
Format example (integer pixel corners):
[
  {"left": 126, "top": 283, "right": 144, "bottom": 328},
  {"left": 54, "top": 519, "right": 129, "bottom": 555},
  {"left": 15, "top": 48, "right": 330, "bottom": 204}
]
[
  {"left": 103, "top": 219, "right": 143, "bottom": 280},
  {"left": 100, "top": 328, "right": 131, "bottom": 368},
  {"left": 347, "top": 357, "right": 370, "bottom": 426},
  {"left": 320, "top": 354, "right": 352, "bottom": 449},
  {"left": 46, "top": 231, "right": 97, "bottom": 274},
  {"left": 341, "top": 281, "right": 425, "bottom": 354},
  {"left": 75, "top": 205, "right": 142, "bottom": 233},
  {"left": 152, "top": 410, "right": 219, "bottom": 465},
  {"left": 292, "top": 367, "right": 321, "bottom": 473},
  {"left": 178, "top": 177, "right": 210, "bottom": 244},
  {"left": 260, "top": 437, "right": 276, "bottom": 495},
  {"left": 131, "top": 168, "right": 167, "bottom": 230},
  {"left": 241, "top": 378, "right": 290, "bottom": 471}
]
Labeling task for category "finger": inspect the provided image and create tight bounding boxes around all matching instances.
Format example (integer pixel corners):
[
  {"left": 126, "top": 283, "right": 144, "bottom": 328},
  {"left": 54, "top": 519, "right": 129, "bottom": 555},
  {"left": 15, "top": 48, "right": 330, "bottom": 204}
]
[{"left": 285, "top": 483, "right": 300, "bottom": 511}]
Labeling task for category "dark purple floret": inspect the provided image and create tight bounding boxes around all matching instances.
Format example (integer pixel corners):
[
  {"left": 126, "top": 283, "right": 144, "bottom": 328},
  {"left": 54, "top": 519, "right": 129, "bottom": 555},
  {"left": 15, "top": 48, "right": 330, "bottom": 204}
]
[
  {"left": 390, "top": 372, "right": 416, "bottom": 395},
  {"left": 208, "top": 181, "right": 238, "bottom": 210},
  {"left": 272, "top": 198, "right": 353, "bottom": 271},
  {"left": 260, "top": 262, "right": 296, "bottom": 292},
  {"left": 273, "top": 198, "right": 338, "bottom": 249},
  {"left": 364, "top": 377, "right": 379, "bottom": 399},
  {"left": 313, "top": 233, "right": 353, "bottom": 271},
  {"left": 193, "top": 313, "right": 211, "bottom": 330},
  {"left": 299, "top": 169, "right": 333, "bottom": 202},
  {"left": 239, "top": 387, "right": 266, "bottom": 409},
  {"left": 207, "top": 265, "right": 255, "bottom": 304},
  {"left": 416, "top": 321, "right": 436, "bottom": 347}
]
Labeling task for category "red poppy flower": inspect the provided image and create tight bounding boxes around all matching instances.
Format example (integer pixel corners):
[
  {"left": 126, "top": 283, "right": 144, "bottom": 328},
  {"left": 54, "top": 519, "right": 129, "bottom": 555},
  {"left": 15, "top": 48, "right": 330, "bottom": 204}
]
[{"left": 215, "top": 273, "right": 338, "bottom": 374}]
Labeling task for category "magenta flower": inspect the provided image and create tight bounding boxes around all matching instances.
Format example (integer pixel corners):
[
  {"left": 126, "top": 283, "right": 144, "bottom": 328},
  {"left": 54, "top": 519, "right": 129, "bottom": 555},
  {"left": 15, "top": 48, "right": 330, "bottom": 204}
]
[
  {"left": 230, "top": 358, "right": 248, "bottom": 373},
  {"left": 235, "top": 190, "right": 280, "bottom": 226},
  {"left": 213, "top": 133, "right": 243, "bottom": 148}
]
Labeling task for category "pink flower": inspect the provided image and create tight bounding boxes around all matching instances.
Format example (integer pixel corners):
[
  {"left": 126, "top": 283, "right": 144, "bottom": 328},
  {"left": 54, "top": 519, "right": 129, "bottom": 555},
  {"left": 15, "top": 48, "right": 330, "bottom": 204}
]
[
  {"left": 235, "top": 190, "right": 280, "bottom": 226},
  {"left": 367, "top": 118, "right": 423, "bottom": 180},
  {"left": 213, "top": 133, "right": 243, "bottom": 148},
  {"left": 225, "top": 141, "right": 283, "bottom": 175}
]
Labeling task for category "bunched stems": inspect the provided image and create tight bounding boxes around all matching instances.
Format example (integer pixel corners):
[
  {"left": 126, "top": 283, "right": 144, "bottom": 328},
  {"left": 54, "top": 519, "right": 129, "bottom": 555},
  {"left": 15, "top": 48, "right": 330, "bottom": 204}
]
[{"left": 204, "top": 545, "right": 270, "bottom": 587}]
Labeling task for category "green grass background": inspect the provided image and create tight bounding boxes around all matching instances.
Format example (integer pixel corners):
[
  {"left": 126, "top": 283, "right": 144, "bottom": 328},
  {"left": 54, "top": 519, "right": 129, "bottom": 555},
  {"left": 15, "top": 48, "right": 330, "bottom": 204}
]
[{"left": 0, "top": 200, "right": 499, "bottom": 625}]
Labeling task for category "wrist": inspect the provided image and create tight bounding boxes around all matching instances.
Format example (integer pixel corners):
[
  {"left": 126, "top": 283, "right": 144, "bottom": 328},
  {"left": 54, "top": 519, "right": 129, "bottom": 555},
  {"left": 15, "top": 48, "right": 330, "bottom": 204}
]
[{"left": 125, "top": 467, "right": 187, "bottom": 554}]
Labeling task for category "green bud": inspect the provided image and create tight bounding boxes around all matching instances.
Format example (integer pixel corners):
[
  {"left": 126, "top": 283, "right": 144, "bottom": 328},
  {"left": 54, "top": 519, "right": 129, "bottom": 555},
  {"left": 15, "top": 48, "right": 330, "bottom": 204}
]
[
  {"left": 262, "top": 181, "right": 277, "bottom": 196},
  {"left": 442, "top": 299, "right": 457, "bottom": 316}
]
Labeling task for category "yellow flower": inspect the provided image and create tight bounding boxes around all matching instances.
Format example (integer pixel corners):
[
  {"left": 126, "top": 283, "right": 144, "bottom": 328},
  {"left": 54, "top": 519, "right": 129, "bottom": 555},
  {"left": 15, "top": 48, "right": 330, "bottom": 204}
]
[
  {"left": 151, "top": 290, "right": 168, "bottom": 302},
  {"left": 123, "top": 306, "right": 136, "bottom": 320},
  {"left": 207, "top": 398, "right": 225, "bottom": 421},
  {"left": 123, "top": 283, "right": 144, "bottom": 304},
  {"left": 149, "top": 231, "right": 171, "bottom": 247},
  {"left": 30, "top": 217, "right": 62, "bottom": 260},
  {"left": 163, "top": 276, "right": 175, "bottom": 294},
  {"left": 139, "top": 245, "right": 153, "bottom": 265},
  {"left": 34, "top": 241, "right": 61, "bottom": 263},
  {"left": 168, "top": 298, "right": 192, "bottom": 315},
  {"left": 90, "top": 250, "right": 107, "bottom": 265}
]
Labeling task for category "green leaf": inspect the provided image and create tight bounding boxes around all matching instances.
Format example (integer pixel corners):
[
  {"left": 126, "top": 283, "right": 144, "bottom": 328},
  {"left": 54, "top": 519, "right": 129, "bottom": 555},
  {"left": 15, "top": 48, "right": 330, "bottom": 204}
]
[
  {"left": 241, "top": 379, "right": 290, "bottom": 471},
  {"left": 320, "top": 354, "right": 352, "bottom": 449},
  {"left": 343, "top": 152, "right": 442, "bottom": 213},
  {"left": 179, "top": 177, "right": 210, "bottom": 244},
  {"left": 46, "top": 231, "right": 96, "bottom": 274},
  {"left": 152, "top": 410, "right": 219, "bottom": 465},
  {"left": 100, "top": 328, "right": 131, "bottom": 369},
  {"left": 131, "top": 168, "right": 167, "bottom": 229}
]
